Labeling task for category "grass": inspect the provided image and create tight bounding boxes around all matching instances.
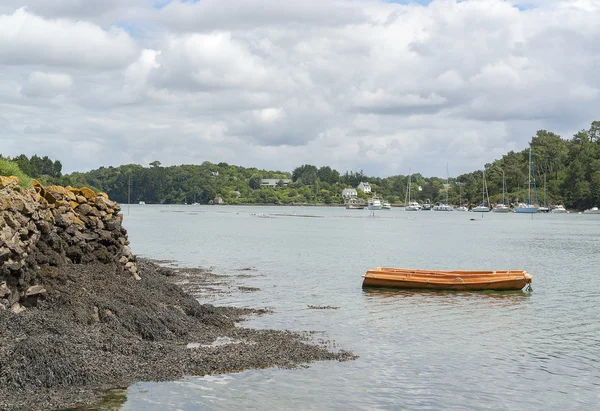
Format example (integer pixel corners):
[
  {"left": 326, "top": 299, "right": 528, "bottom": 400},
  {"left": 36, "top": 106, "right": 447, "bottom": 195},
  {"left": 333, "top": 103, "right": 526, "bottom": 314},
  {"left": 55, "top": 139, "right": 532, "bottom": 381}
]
[{"left": 0, "top": 159, "right": 32, "bottom": 188}]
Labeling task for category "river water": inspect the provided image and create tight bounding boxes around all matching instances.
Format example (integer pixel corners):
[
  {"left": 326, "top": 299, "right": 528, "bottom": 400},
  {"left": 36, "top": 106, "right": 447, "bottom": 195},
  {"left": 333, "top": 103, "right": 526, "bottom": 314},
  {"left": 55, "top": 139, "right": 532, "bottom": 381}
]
[{"left": 116, "top": 205, "right": 599, "bottom": 410}]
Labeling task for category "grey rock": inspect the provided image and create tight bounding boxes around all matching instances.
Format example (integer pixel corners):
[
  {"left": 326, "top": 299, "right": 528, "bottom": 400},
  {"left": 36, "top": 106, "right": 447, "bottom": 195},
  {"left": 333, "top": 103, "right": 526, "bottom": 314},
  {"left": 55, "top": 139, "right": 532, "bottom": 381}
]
[
  {"left": 0, "top": 282, "right": 11, "bottom": 298},
  {"left": 26, "top": 285, "right": 47, "bottom": 297}
]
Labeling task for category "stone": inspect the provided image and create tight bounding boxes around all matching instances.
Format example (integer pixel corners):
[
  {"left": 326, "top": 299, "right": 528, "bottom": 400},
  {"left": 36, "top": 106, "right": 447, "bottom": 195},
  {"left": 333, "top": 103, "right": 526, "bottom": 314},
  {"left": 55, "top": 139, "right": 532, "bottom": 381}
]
[
  {"left": 25, "top": 285, "right": 47, "bottom": 297},
  {"left": 0, "top": 302, "right": 6, "bottom": 310},
  {"left": 10, "top": 301, "right": 26, "bottom": 314},
  {"left": 76, "top": 203, "right": 93, "bottom": 216},
  {"left": 80, "top": 187, "right": 97, "bottom": 199},
  {"left": 76, "top": 195, "right": 87, "bottom": 204},
  {"left": 0, "top": 175, "right": 19, "bottom": 188},
  {"left": 118, "top": 256, "right": 128, "bottom": 264},
  {"left": 0, "top": 282, "right": 11, "bottom": 298},
  {"left": 125, "top": 261, "right": 134, "bottom": 269}
]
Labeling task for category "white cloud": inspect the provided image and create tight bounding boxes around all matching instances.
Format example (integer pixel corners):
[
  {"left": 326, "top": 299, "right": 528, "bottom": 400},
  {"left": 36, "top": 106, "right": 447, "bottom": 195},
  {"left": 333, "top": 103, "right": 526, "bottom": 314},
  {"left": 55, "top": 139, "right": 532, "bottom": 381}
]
[
  {"left": 20, "top": 71, "right": 73, "bottom": 98},
  {"left": 0, "top": 8, "right": 137, "bottom": 68},
  {"left": 0, "top": 0, "right": 599, "bottom": 177}
]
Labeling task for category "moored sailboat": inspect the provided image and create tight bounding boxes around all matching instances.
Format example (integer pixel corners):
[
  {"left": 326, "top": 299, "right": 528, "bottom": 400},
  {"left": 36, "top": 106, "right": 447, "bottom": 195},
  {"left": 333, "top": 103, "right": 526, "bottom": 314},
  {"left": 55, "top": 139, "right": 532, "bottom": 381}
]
[
  {"left": 404, "top": 170, "right": 421, "bottom": 211},
  {"left": 472, "top": 168, "right": 491, "bottom": 212},
  {"left": 514, "top": 148, "right": 538, "bottom": 214},
  {"left": 492, "top": 169, "right": 510, "bottom": 213},
  {"left": 433, "top": 164, "right": 453, "bottom": 211}
]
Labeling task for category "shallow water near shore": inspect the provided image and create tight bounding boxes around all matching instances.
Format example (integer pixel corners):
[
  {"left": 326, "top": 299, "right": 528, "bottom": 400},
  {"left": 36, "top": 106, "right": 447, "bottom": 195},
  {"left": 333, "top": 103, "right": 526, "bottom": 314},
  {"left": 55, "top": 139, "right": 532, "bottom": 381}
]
[{"left": 115, "top": 205, "right": 599, "bottom": 410}]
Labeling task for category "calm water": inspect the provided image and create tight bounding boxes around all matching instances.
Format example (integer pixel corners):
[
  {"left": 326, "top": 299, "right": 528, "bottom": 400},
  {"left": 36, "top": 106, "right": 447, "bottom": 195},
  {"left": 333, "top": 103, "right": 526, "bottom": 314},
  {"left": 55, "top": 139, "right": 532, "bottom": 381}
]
[{"left": 116, "top": 206, "right": 599, "bottom": 410}]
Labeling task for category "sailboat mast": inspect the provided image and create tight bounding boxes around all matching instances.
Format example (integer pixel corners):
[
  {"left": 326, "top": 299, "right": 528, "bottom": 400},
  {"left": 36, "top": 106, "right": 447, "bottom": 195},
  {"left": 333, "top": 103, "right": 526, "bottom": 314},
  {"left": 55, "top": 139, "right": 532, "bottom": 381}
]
[
  {"left": 528, "top": 148, "right": 532, "bottom": 205},
  {"left": 446, "top": 163, "right": 449, "bottom": 204},
  {"left": 408, "top": 169, "right": 411, "bottom": 203},
  {"left": 482, "top": 169, "right": 485, "bottom": 205},
  {"left": 502, "top": 169, "right": 506, "bottom": 205}
]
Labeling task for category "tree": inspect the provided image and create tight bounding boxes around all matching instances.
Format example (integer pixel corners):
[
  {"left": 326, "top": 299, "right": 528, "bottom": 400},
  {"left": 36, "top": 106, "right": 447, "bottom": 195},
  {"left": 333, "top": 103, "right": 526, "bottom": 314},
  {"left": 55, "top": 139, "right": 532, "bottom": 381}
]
[
  {"left": 150, "top": 161, "right": 162, "bottom": 168},
  {"left": 249, "top": 174, "right": 261, "bottom": 190}
]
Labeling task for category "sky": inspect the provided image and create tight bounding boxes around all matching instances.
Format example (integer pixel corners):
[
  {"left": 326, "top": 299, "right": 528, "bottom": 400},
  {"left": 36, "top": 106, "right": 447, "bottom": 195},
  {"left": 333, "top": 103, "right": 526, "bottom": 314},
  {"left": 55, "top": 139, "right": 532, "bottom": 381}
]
[{"left": 1, "top": 0, "right": 599, "bottom": 177}]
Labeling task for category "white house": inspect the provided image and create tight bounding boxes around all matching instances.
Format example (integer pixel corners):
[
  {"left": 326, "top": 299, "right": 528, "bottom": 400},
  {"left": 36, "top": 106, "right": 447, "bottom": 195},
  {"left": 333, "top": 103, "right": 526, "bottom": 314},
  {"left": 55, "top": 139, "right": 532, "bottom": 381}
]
[
  {"left": 342, "top": 188, "right": 358, "bottom": 198},
  {"left": 261, "top": 179, "right": 292, "bottom": 187},
  {"left": 357, "top": 182, "right": 372, "bottom": 193}
]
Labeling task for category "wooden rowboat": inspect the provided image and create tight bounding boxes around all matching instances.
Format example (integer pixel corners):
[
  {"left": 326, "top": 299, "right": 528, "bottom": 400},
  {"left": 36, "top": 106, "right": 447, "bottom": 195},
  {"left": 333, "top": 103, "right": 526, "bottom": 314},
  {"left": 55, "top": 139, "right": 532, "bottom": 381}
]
[{"left": 362, "top": 267, "right": 532, "bottom": 291}]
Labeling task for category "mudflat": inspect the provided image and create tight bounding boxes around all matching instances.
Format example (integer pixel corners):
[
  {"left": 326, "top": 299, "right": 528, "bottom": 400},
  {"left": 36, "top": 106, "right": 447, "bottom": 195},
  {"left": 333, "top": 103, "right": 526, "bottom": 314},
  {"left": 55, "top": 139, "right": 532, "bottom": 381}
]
[{"left": 0, "top": 259, "right": 355, "bottom": 411}]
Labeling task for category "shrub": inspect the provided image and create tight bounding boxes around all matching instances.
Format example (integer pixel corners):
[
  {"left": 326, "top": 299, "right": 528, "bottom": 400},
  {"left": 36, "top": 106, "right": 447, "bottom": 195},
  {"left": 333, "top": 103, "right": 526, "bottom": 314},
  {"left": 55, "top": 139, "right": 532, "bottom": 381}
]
[{"left": 0, "top": 159, "right": 32, "bottom": 187}]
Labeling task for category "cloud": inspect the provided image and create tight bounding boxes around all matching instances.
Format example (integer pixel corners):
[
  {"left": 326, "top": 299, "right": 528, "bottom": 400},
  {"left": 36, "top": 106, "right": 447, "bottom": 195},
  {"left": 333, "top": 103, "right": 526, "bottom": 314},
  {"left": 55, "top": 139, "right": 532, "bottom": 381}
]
[
  {"left": 158, "top": 0, "right": 367, "bottom": 32},
  {"left": 1, "top": 0, "right": 600, "bottom": 177},
  {"left": 20, "top": 71, "right": 73, "bottom": 98},
  {"left": 0, "top": 8, "right": 137, "bottom": 68}
]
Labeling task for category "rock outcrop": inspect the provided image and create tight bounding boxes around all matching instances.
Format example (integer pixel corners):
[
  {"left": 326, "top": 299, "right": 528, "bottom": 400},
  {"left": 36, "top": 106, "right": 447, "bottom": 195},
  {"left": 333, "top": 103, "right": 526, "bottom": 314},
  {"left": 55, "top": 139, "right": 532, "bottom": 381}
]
[{"left": 0, "top": 176, "right": 137, "bottom": 312}]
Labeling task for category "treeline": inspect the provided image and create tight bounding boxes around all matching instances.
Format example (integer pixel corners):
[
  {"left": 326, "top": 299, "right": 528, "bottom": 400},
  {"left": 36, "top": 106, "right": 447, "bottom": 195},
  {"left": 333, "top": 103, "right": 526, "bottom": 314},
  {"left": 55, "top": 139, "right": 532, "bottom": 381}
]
[{"left": 2, "top": 120, "right": 599, "bottom": 210}]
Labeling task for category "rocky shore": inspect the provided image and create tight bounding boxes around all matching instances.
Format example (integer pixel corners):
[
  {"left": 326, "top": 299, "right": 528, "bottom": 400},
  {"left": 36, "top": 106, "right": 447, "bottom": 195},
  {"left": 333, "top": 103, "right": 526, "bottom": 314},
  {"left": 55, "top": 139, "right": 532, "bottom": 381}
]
[{"left": 0, "top": 177, "right": 355, "bottom": 411}]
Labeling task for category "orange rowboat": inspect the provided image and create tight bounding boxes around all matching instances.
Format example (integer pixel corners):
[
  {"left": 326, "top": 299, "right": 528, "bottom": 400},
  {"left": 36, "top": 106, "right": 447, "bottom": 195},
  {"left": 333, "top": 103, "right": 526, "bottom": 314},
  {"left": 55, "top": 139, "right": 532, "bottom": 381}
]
[{"left": 362, "top": 267, "right": 532, "bottom": 291}]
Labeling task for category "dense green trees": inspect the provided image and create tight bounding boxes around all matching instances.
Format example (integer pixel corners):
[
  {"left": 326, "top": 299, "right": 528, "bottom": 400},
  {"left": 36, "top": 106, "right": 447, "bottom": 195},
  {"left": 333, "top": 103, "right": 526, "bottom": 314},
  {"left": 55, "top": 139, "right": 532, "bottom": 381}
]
[{"left": 2, "top": 120, "right": 600, "bottom": 209}]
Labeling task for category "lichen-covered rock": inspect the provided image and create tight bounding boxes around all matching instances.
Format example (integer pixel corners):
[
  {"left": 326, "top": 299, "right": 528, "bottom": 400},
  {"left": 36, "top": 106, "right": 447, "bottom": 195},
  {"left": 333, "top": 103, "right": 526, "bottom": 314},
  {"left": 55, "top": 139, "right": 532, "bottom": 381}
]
[
  {"left": 0, "top": 176, "right": 19, "bottom": 189},
  {"left": 0, "top": 177, "right": 138, "bottom": 312}
]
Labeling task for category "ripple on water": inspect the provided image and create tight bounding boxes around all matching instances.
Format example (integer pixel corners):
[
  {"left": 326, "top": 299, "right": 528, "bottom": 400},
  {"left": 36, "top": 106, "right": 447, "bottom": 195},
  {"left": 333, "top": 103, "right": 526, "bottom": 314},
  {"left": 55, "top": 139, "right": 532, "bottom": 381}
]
[{"left": 117, "top": 206, "right": 600, "bottom": 410}]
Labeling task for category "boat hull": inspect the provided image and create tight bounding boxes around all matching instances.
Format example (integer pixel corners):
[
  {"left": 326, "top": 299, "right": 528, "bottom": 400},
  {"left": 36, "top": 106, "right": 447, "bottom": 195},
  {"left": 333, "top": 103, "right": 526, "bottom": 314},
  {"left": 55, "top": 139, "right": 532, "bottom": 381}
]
[
  {"left": 362, "top": 268, "right": 532, "bottom": 291},
  {"left": 472, "top": 207, "right": 490, "bottom": 212},
  {"left": 514, "top": 207, "right": 537, "bottom": 214},
  {"left": 492, "top": 207, "right": 511, "bottom": 213}
]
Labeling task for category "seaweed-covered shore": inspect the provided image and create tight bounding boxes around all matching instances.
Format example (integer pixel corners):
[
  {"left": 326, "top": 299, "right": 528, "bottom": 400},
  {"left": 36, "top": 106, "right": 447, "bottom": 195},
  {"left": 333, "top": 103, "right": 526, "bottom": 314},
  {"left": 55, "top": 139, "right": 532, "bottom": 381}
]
[{"left": 0, "top": 259, "right": 355, "bottom": 411}]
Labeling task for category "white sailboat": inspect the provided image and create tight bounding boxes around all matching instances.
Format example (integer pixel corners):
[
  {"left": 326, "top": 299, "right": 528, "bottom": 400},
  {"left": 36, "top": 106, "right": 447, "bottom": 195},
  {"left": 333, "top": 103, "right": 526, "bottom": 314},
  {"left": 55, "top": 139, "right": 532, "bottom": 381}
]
[
  {"left": 514, "top": 147, "right": 538, "bottom": 214},
  {"left": 404, "top": 169, "right": 421, "bottom": 211},
  {"left": 433, "top": 164, "right": 453, "bottom": 211},
  {"left": 472, "top": 168, "right": 491, "bottom": 212},
  {"left": 538, "top": 174, "right": 549, "bottom": 213},
  {"left": 455, "top": 183, "right": 468, "bottom": 211},
  {"left": 492, "top": 169, "right": 510, "bottom": 213}
]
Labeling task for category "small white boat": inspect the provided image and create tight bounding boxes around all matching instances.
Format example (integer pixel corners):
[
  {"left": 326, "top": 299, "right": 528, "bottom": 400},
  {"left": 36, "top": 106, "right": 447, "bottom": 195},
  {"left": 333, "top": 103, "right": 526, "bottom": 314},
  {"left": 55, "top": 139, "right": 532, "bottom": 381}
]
[
  {"left": 422, "top": 201, "right": 432, "bottom": 211},
  {"left": 551, "top": 205, "right": 567, "bottom": 213},
  {"left": 472, "top": 203, "right": 490, "bottom": 212},
  {"left": 368, "top": 196, "right": 382, "bottom": 210},
  {"left": 538, "top": 206, "right": 550, "bottom": 213},
  {"left": 433, "top": 202, "right": 453, "bottom": 211},
  {"left": 455, "top": 205, "right": 468, "bottom": 212},
  {"left": 492, "top": 203, "right": 511, "bottom": 213},
  {"left": 138, "top": 201, "right": 146, "bottom": 205},
  {"left": 583, "top": 207, "right": 600, "bottom": 214},
  {"left": 381, "top": 201, "right": 392, "bottom": 210},
  {"left": 405, "top": 201, "right": 421, "bottom": 211}
]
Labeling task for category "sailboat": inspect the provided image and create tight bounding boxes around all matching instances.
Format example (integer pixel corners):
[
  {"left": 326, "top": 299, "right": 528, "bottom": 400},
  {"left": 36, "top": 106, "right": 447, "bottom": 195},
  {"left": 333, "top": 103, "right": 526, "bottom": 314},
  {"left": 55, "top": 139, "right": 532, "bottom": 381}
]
[
  {"left": 514, "top": 147, "right": 538, "bottom": 213},
  {"left": 455, "top": 184, "right": 468, "bottom": 211},
  {"left": 492, "top": 169, "right": 510, "bottom": 213},
  {"left": 433, "top": 164, "right": 453, "bottom": 211},
  {"left": 472, "top": 168, "right": 491, "bottom": 212},
  {"left": 405, "top": 169, "right": 421, "bottom": 211},
  {"left": 538, "top": 175, "right": 549, "bottom": 213}
]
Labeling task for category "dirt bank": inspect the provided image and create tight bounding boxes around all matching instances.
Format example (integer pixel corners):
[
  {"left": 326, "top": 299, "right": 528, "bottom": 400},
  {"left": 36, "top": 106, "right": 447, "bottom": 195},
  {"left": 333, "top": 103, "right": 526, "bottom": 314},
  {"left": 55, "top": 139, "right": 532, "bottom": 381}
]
[{"left": 0, "top": 259, "right": 355, "bottom": 411}]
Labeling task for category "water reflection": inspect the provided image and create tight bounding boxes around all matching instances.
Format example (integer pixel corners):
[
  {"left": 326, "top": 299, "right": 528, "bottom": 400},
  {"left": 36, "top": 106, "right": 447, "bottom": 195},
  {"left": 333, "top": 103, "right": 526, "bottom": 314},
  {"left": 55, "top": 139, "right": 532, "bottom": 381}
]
[{"left": 362, "top": 287, "right": 531, "bottom": 305}]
